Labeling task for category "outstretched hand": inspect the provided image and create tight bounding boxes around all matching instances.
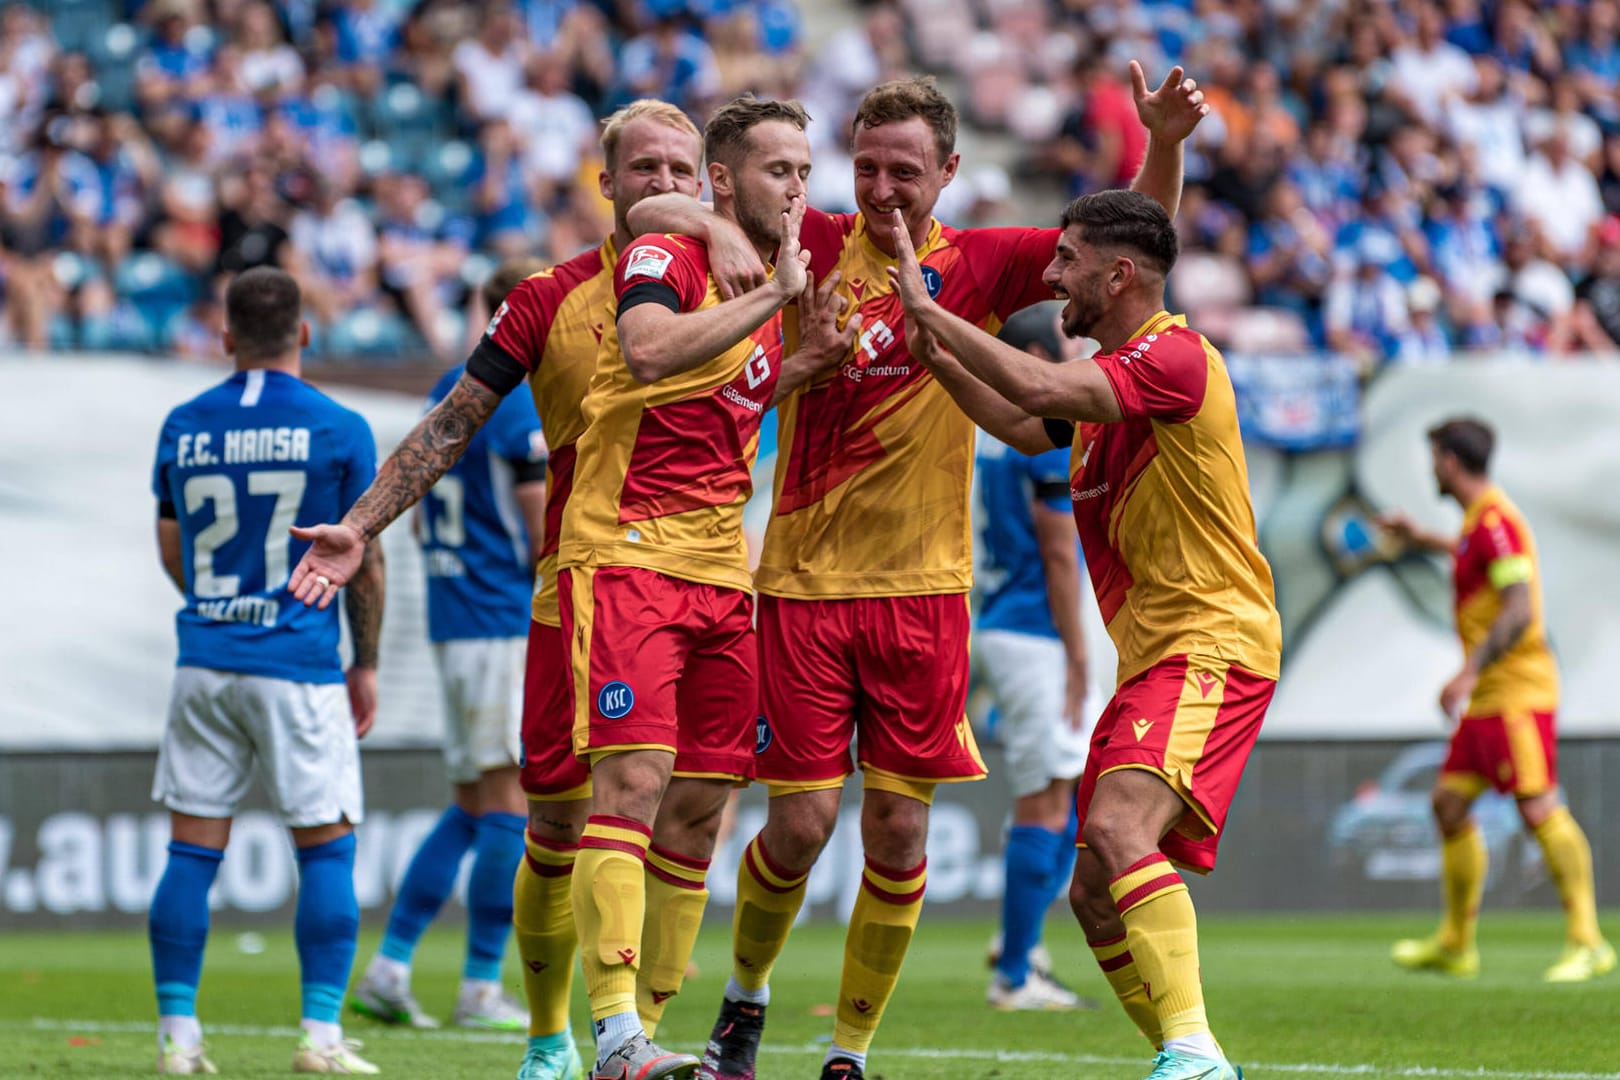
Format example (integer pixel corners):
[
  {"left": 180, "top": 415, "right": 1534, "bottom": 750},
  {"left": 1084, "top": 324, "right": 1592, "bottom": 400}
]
[
  {"left": 772, "top": 196, "right": 812, "bottom": 299},
  {"left": 288, "top": 522, "right": 366, "bottom": 609},
  {"left": 798, "top": 268, "right": 862, "bottom": 367},
  {"left": 1131, "top": 61, "right": 1209, "bottom": 144}
]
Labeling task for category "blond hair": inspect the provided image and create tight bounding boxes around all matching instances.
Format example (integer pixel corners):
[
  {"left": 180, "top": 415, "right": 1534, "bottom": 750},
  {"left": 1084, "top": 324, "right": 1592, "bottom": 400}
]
[{"left": 600, "top": 99, "right": 702, "bottom": 169}]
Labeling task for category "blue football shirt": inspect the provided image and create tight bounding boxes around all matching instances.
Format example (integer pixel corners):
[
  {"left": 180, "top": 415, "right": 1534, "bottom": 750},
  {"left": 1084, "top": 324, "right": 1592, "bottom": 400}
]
[
  {"left": 419, "top": 364, "right": 546, "bottom": 642},
  {"left": 152, "top": 369, "right": 377, "bottom": 683},
  {"left": 972, "top": 429, "right": 1077, "bottom": 640}
]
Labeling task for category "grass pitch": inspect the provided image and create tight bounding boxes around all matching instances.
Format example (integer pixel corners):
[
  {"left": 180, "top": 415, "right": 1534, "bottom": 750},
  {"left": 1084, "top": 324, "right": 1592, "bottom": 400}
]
[{"left": 2, "top": 911, "right": 1615, "bottom": 1079}]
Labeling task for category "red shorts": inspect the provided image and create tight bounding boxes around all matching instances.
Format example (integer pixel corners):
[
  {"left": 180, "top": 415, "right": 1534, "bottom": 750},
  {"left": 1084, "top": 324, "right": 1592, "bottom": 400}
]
[
  {"left": 1076, "top": 654, "right": 1274, "bottom": 874},
  {"left": 1441, "top": 710, "right": 1558, "bottom": 797},
  {"left": 520, "top": 619, "right": 591, "bottom": 799},
  {"left": 559, "top": 565, "right": 756, "bottom": 780},
  {"left": 754, "top": 594, "right": 986, "bottom": 786}
]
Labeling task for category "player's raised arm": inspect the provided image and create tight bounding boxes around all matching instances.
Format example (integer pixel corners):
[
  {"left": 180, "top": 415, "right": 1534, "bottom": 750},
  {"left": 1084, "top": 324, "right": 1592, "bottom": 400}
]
[
  {"left": 290, "top": 373, "right": 503, "bottom": 607},
  {"left": 1128, "top": 61, "right": 1209, "bottom": 221},
  {"left": 617, "top": 201, "right": 811, "bottom": 384},
  {"left": 342, "top": 537, "right": 386, "bottom": 737},
  {"left": 886, "top": 210, "right": 1122, "bottom": 426},
  {"left": 626, "top": 192, "right": 769, "bottom": 299},
  {"left": 772, "top": 269, "right": 862, "bottom": 406}
]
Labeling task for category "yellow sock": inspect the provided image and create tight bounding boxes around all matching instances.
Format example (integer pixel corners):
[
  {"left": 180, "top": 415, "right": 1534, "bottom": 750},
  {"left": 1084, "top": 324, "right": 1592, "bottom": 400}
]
[
  {"left": 732, "top": 834, "right": 809, "bottom": 992},
  {"left": 637, "top": 845, "right": 710, "bottom": 1037},
  {"left": 1109, "top": 853, "right": 1207, "bottom": 1044},
  {"left": 1533, "top": 808, "right": 1602, "bottom": 948},
  {"left": 1088, "top": 932, "right": 1163, "bottom": 1049},
  {"left": 513, "top": 829, "right": 579, "bottom": 1038},
  {"left": 1438, "top": 822, "right": 1487, "bottom": 953},
  {"left": 572, "top": 814, "right": 650, "bottom": 1022},
  {"left": 833, "top": 857, "right": 926, "bottom": 1054}
]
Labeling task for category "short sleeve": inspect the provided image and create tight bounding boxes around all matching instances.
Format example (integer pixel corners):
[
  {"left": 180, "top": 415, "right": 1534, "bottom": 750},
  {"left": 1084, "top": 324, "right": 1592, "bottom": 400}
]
[
  {"left": 1475, "top": 506, "right": 1533, "bottom": 588},
  {"left": 152, "top": 413, "right": 178, "bottom": 509},
  {"left": 801, "top": 207, "right": 856, "bottom": 280},
  {"left": 1093, "top": 333, "right": 1208, "bottom": 424},
  {"left": 615, "top": 235, "right": 709, "bottom": 311},
  {"left": 958, "top": 227, "right": 1062, "bottom": 321},
  {"left": 338, "top": 411, "right": 378, "bottom": 515},
  {"left": 485, "top": 275, "right": 564, "bottom": 373},
  {"left": 1028, "top": 446, "right": 1073, "bottom": 511}
]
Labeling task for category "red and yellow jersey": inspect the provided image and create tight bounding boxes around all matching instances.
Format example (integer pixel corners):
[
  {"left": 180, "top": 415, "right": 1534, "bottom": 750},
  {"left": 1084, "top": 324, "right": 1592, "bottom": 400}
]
[
  {"left": 559, "top": 234, "right": 784, "bottom": 594},
  {"left": 1062, "top": 311, "right": 1281, "bottom": 686},
  {"left": 754, "top": 209, "right": 1059, "bottom": 599},
  {"left": 1454, "top": 486, "right": 1559, "bottom": 714},
  {"left": 482, "top": 240, "right": 617, "bottom": 627}
]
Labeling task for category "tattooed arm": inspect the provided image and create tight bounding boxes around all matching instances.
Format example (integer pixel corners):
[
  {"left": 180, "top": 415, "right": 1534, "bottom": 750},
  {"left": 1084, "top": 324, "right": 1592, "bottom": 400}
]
[
  {"left": 343, "top": 538, "right": 386, "bottom": 737},
  {"left": 290, "top": 373, "right": 502, "bottom": 608}
]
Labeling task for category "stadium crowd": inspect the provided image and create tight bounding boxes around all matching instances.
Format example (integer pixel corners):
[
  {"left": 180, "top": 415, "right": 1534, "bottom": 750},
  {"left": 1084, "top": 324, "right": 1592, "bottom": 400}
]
[{"left": 4, "top": 0, "right": 1620, "bottom": 364}]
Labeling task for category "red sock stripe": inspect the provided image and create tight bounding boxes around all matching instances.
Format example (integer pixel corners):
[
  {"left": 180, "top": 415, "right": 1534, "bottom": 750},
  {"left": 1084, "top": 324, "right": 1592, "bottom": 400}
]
[
  {"left": 526, "top": 831, "right": 579, "bottom": 854},
  {"left": 579, "top": 835, "right": 650, "bottom": 859},
  {"left": 648, "top": 844, "right": 711, "bottom": 873},
  {"left": 1115, "top": 852, "right": 1171, "bottom": 880},
  {"left": 585, "top": 814, "right": 652, "bottom": 837},
  {"left": 1096, "top": 950, "right": 1136, "bottom": 973},
  {"left": 743, "top": 843, "right": 800, "bottom": 894},
  {"left": 860, "top": 872, "right": 926, "bottom": 907},
  {"left": 525, "top": 852, "right": 575, "bottom": 878},
  {"left": 1113, "top": 873, "right": 1183, "bottom": 915},
  {"left": 863, "top": 855, "right": 926, "bottom": 880},
  {"left": 647, "top": 860, "right": 707, "bottom": 890},
  {"left": 751, "top": 836, "right": 802, "bottom": 884},
  {"left": 1087, "top": 933, "right": 1128, "bottom": 949}
]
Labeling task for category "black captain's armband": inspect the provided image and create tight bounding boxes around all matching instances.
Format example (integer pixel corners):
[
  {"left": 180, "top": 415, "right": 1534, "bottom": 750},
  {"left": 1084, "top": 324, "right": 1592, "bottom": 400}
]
[
  {"left": 467, "top": 337, "right": 529, "bottom": 397},
  {"left": 1033, "top": 480, "right": 1071, "bottom": 501},
  {"left": 511, "top": 458, "right": 549, "bottom": 485},
  {"left": 158, "top": 500, "right": 177, "bottom": 519},
  {"left": 618, "top": 280, "right": 682, "bottom": 316},
  {"left": 1043, "top": 418, "right": 1076, "bottom": 449}
]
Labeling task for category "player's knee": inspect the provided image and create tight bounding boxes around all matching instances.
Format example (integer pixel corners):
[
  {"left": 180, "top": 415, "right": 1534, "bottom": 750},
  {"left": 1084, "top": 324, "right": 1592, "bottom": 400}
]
[
  {"left": 1431, "top": 788, "right": 1471, "bottom": 834},
  {"left": 763, "top": 800, "right": 838, "bottom": 869},
  {"left": 1068, "top": 872, "right": 1114, "bottom": 928}
]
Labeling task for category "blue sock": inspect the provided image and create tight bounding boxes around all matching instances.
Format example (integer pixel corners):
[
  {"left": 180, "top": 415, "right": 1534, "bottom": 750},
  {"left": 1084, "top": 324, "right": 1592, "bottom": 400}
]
[
  {"left": 296, "top": 833, "right": 360, "bottom": 1024},
  {"left": 465, "top": 812, "right": 525, "bottom": 982},
  {"left": 998, "top": 824, "right": 1065, "bottom": 987},
  {"left": 1049, "top": 806, "right": 1080, "bottom": 900},
  {"left": 379, "top": 805, "right": 478, "bottom": 964},
  {"left": 149, "top": 841, "right": 225, "bottom": 1018}
]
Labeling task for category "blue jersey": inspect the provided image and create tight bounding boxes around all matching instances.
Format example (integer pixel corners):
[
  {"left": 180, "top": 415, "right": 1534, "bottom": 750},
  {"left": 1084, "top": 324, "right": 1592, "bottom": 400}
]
[
  {"left": 152, "top": 369, "right": 377, "bottom": 683},
  {"left": 972, "top": 430, "right": 1076, "bottom": 640},
  {"left": 420, "top": 364, "right": 546, "bottom": 642}
]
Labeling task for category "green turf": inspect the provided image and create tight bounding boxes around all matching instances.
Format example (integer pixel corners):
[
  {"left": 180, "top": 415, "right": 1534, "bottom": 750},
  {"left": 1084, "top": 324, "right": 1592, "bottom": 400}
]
[{"left": 1, "top": 912, "right": 1616, "bottom": 1078}]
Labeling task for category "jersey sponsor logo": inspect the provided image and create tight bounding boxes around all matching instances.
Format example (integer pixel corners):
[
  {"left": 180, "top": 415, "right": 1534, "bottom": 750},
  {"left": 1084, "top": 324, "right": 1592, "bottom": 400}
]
[
  {"left": 1132, "top": 718, "right": 1154, "bottom": 741},
  {"left": 744, "top": 343, "right": 772, "bottom": 389},
  {"left": 486, "top": 300, "right": 509, "bottom": 337},
  {"left": 624, "top": 244, "right": 674, "bottom": 280},
  {"left": 755, "top": 716, "right": 773, "bottom": 754},
  {"left": 722, "top": 384, "right": 765, "bottom": 414},
  {"left": 597, "top": 681, "right": 635, "bottom": 719},
  {"left": 1194, "top": 671, "right": 1219, "bottom": 698},
  {"left": 921, "top": 264, "right": 943, "bottom": 298},
  {"left": 1071, "top": 480, "right": 1110, "bottom": 502}
]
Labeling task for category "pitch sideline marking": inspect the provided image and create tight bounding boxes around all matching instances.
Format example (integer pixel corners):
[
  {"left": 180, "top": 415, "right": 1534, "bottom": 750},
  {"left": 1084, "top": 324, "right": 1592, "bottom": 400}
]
[{"left": 13, "top": 1018, "right": 1619, "bottom": 1080}]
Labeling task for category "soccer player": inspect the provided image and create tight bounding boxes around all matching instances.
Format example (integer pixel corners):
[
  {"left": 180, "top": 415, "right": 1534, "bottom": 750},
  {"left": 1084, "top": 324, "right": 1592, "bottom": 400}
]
[
  {"left": 886, "top": 190, "right": 1280, "bottom": 1080},
  {"left": 557, "top": 97, "right": 854, "bottom": 1080},
  {"left": 285, "top": 100, "right": 762, "bottom": 1080},
  {"left": 1381, "top": 419, "right": 1613, "bottom": 983},
  {"left": 973, "top": 305, "right": 1094, "bottom": 1013},
  {"left": 350, "top": 259, "right": 550, "bottom": 1033},
  {"left": 148, "top": 266, "right": 385, "bottom": 1075},
  {"left": 631, "top": 66, "right": 1208, "bottom": 1080}
]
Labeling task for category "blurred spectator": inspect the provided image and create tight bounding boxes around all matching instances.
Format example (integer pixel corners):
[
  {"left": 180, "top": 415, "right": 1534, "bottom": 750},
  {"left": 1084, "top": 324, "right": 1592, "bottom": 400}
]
[
  {"left": 135, "top": 0, "right": 211, "bottom": 116},
  {"left": 612, "top": 15, "right": 721, "bottom": 117},
  {"left": 468, "top": 118, "right": 545, "bottom": 258},
  {"left": 452, "top": 0, "right": 528, "bottom": 123},
  {"left": 1325, "top": 258, "right": 1413, "bottom": 371},
  {"left": 374, "top": 171, "right": 469, "bottom": 359},
  {"left": 1570, "top": 217, "right": 1620, "bottom": 351},
  {"left": 1395, "top": 277, "right": 1453, "bottom": 363},
  {"left": 234, "top": 1, "right": 304, "bottom": 101},
  {"left": 284, "top": 176, "right": 381, "bottom": 336},
  {"left": 215, "top": 161, "right": 289, "bottom": 273},
  {"left": 1387, "top": 3, "right": 1477, "bottom": 128},
  {"left": 1247, "top": 180, "right": 1333, "bottom": 325},
  {"left": 1052, "top": 53, "right": 1147, "bottom": 196},
  {"left": 1516, "top": 126, "right": 1604, "bottom": 265},
  {"left": 508, "top": 51, "right": 595, "bottom": 202}
]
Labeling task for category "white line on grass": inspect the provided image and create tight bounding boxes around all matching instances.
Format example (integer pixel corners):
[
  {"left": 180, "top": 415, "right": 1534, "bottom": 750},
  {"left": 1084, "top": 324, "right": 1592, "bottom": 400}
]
[{"left": 13, "top": 1019, "right": 1618, "bottom": 1080}]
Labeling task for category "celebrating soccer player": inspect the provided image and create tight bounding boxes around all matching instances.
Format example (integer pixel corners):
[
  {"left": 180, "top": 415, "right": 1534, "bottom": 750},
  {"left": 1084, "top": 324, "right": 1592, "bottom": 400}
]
[
  {"left": 148, "top": 267, "right": 386, "bottom": 1075},
  {"left": 887, "top": 187, "right": 1281, "bottom": 1080},
  {"left": 350, "top": 260, "right": 550, "bottom": 1035},
  {"left": 286, "top": 100, "right": 766, "bottom": 1080},
  {"left": 1381, "top": 419, "right": 1613, "bottom": 983},
  {"left": 630, "top": 64, "right": 1207, "bottom": 1080}
]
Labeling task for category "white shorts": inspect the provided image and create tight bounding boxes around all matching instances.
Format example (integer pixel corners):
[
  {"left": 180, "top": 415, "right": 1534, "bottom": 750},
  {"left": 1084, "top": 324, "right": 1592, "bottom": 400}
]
[
  {"left": 152, "top": 666, "right": 363, "bottom": 827},
  {"left": 433, "top": 637, "right": 524, "bottom": 784},
  {"left": 972, "top": 630, "right": 1092, "bottom": 798}
]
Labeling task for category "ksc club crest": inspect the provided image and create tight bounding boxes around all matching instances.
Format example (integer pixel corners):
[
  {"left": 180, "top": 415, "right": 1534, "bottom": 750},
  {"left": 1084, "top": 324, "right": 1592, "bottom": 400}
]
[{"left": 921, "top": 265, "right": 943, "bottom": 299}]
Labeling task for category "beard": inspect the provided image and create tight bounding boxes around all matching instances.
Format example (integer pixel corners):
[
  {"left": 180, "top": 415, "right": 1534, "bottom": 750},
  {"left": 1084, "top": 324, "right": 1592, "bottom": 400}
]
[
  {"left": 1060, "top": 290, "right": 1105, "bottom": 340},
  {"left": 735, "top": 198, "right": 781, "bottom": 253}
]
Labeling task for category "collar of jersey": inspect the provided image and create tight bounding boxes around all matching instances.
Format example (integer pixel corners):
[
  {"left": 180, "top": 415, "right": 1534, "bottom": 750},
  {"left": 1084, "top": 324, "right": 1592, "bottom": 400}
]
[
  {"left": 598, "top": 235, "right": 619, "bottom": 274},
  {"left": 1127, "top": 310, "right": 1184, "bottom": 343},
  {"left": 1462, "top": 484, "right": 1505, "bottom": 529},
  {"left": 854, "top": 212, "right": 944, "bottom": 265}
]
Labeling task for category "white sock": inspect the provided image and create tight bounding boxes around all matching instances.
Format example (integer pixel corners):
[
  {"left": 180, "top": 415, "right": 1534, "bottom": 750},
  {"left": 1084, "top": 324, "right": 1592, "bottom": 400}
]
[
  {"left": 301, "top": 1019, "right": 343, "bottom": 1048},
  {"left": 593, "top": 1009, "right": 643, "bottom": 1065},
  {"left": 1164, "top": 1032, "right": 1222, "bottom": 1059},
  {"left": 827, "top": 1044, "right": 867, "bottom": 1070},
  {"left": 158, "top": 1015, "right": 202, "bottom": 1051},
  {"left": 366, "top": 954, "right": 410, "bottom": 991},
  {"left": 724, "top": 975, "right": 770, "bottom": 1006}
]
